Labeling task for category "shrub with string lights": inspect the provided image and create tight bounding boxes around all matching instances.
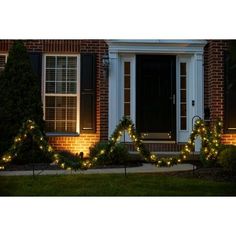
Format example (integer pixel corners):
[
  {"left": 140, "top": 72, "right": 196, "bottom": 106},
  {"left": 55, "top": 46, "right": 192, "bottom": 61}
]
[
  {"left": 89, "top": 116, "right": 156, "bottom": 166},
  {"left": 179, "top": 119, "right": 223, "bottom": 164},
  {"left": 0, "top": 120, "right": 90, "bottom": 171}
]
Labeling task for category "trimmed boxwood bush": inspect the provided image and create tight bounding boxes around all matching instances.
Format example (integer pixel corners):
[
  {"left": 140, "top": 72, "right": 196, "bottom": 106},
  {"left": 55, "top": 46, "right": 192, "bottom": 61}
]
[{"left": 218, "top": 145, "right": 236, "bottom": 173}]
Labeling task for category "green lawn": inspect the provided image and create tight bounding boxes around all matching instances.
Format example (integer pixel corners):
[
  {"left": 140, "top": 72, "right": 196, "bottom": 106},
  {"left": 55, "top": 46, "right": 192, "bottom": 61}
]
[{"left": 0, "top": 173, "right": 236, "bottom": 196}]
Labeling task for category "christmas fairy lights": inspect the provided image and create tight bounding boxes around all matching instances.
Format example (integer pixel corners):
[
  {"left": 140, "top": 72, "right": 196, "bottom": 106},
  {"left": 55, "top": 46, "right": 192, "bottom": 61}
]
[
  {"left": 0, "top": 117, "right": 223, "bottom": 171},
  {"left": 0, "top": 120, "right": 88, "bottom": 171}
]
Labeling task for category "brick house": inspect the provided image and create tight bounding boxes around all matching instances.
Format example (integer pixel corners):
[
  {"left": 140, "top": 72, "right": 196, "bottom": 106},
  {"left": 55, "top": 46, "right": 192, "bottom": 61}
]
[{"left": 0, "top": 40, "right": 235, "bottom": 156}]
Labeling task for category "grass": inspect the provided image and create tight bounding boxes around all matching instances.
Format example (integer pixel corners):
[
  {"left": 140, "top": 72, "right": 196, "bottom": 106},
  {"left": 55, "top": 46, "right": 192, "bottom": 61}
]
[{"left": 1, "top": 173, "right": 236, "bottom": 196}]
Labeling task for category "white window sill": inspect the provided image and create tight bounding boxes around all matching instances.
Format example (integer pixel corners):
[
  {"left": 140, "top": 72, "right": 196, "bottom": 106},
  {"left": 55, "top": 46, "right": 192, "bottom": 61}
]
[{"left": 46, "top": 132, "right": 80, "bottom": 137}]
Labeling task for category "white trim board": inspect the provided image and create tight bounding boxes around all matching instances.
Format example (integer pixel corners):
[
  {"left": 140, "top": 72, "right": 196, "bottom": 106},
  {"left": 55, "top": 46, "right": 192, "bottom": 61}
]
[
  {"left": 107, "top": 40, "right": 207, "bottom": 54},
  {"left": 108, "top": 40, "right": 206, "bottom": 151}
]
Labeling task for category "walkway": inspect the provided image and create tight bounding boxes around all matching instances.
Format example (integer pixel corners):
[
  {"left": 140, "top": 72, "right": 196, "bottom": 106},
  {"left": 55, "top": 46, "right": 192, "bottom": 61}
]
[{"left": 0, "top": 163, "right": 194, "bottom": 176}]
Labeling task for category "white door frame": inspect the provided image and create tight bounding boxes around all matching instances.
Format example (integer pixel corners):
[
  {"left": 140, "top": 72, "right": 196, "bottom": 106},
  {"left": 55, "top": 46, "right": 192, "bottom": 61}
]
[{"left": 107, "top": 40, "right": 206, "bottom": 149}]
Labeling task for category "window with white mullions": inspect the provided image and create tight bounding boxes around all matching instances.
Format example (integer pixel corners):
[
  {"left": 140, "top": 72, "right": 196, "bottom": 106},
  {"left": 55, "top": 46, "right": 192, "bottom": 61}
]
[
  {"left": 180, "top": 62, "right": 187, "bottom": 130},
  {"left": 0, "top": 55, "right": 7, "bottom": 75},
  {"left": 44, "top": 55, "right": 79, "bottom": 133}
]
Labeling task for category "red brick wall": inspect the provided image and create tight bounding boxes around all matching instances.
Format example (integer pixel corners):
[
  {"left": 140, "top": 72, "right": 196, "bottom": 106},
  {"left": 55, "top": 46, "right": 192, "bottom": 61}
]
[
  {"left": 2, "top": 39, "right": 236, "bottom": 152},
  {"left": 0, "top": 40, "right": 108, "bottom": 156},
  {"left": 204, "top": 40, "right": 236, "bottom": 145},
  {"left": 204, "top": 40, "right": 228, "bottom": 122}
]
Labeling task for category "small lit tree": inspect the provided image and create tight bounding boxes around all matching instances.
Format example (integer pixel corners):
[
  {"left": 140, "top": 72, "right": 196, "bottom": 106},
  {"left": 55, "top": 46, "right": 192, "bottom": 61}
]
[{"left": 0, "top": 41, "right": 45, "bottom": 163}]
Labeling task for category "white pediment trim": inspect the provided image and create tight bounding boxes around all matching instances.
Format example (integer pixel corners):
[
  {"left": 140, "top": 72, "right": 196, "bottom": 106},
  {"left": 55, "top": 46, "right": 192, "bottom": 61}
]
[{"left": 107, "top": 40, "right": 207, "bottom": 54}]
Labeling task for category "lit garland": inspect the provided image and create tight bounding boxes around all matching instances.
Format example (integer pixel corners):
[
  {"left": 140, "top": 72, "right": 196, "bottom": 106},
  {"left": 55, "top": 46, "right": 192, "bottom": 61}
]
[
  {"left": 0, "top": 120, "right": 90, "bottom": 171},
  {"left": 89, "top": 117, "right": 223, "bottom": 168},
  {"left": 179, "top": 118, "right": 223, "bottom": 164},
  {"left": 0, "top": 118, "right": 224, "bottom": 171},
  {"left": 107, "top": 117, "right": 152, "bottom": 161},
  {"left": 89, "top": 117, "right": 159, "bottom": 166}
]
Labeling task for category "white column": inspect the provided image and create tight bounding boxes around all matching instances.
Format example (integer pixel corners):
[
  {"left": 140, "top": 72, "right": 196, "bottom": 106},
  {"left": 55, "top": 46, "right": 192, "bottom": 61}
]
[
  {"left": 108, "top": 52, "right": 119, "bottom": 137},
  {"left": 193, "top": 52, "right": 204, "bottom": 151}
]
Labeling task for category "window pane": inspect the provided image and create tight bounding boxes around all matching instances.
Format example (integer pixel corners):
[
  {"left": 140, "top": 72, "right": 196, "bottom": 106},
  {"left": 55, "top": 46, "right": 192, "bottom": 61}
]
[
  {"left": 0, "top": 55, "right": 6, "bottom": 75},
  {"left": 124, "top": 103, "right": 130, "bottom": 116},
  {"left": 180, "top": 63, "right": 186, "bottom": 76},
  {"left": 56, "top": 108, "right": 66, "bottom": 120},
  {"left": 0, "top": 55, "right": 6, "bottom": 66},
  {"left": 181, "top": 117, "right": 187, "bottom": 130},
  {"left": 55, "top": 97, "right": 66, "bottom": 107},
  {"left": 181, "top": 104, "right": 186, "bottom": 116},
  {"left": 56, "top": 82, "right": 66, "bottom": 93},
  {"left": 67, "top": 108, "right": 76, "bottom": 120},
  {"left": 124, "top": 62, "right": 130, "bottom": 74},
  {"left": 125, "top": 76, "right": 130, "bottom": 88},
  {"left": 57, "top": 57, "right": 66, "bottom": 68},
  {"left": 67, "top": 82, "right": 77, "bottom": 93},
  {"left": 46, "top": 82, "right": 55, "bottom": 93},
  {"left": 181, "top": 90, "right": 186, "bottom": 102},
  {"left": 46, "top": 56, "right": 55, "bottom": 68},
  {"left": 45, "top": 96, "right": 55, "bottom": 107},
  {"left": 46, "top": 69, "right": 55, "bottom": 81},
  {"left": 67, "top": 121, "right": 76, "bottom": 132},
  {"left": 56, "top": 69, "right": 66, "bottom": 81},
  {"left": 67, "top": 69, "right": 77, "bottom": 81},
  {"left": 67, "top": 97, "right": 77, "bottom": 108},
  {"left": 124, "top": 89, "right": 130, "bottom": 102},
  {"left": 56, "top": 121, "right": 66, "bottom": 132},
  {"left": 181, "top": 76, "right": 186, "bottom": 89},
  {"left": 68, "top": 57, "right": 77, "bottom": 68},
  {"left": 45, "top": 108, "right": 55, "bottom": 120}
]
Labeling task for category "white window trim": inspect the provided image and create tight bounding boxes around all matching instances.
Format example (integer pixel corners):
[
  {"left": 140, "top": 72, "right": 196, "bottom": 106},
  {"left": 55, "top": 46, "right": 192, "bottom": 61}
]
[
  {"left": 42, "top": 54, "right": 80, "bottom": 135},
  {"left": 0, "top": 53, "right": 8, "bottom": 71},
  {"left": 176, "top": 55, "right": 192, "bottom": 143},
  {"left": 120, "top": 55, "right": 136, "bottom": 141}
]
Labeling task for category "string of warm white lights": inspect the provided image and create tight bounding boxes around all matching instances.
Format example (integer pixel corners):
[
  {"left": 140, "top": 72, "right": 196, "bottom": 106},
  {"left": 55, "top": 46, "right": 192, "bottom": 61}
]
[
  {"left": 0, "top": 117, "right": 223, "bottom": 171},
  {"left": 179, "top": 119, "right": 223, "bottom": 164},
  {"left": 91, "top": 117, "right": 223, "bottom": 167},
  {"left": 0, "top": 120, "right": 89, "bottom": 171}
]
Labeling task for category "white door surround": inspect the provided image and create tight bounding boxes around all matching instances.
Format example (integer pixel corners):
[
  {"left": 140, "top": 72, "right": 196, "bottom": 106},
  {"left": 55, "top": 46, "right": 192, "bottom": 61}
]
[{"left": 107, "top": 40, "right": 207, "bottom": 148}]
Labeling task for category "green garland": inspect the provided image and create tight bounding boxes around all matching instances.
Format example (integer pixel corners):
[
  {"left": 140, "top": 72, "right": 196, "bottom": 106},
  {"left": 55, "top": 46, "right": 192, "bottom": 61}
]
[
  {"left": 180, "top": 119, "right": 223, "bottom": 163},
  {"left": 89, "top": 117, "right": 223, "bottom": 168},
  {"left": 88, "top": 117, "right": 156, "bottom": 166},
  {"left": 0, "top": 117, "right": 223, "bottom": 171},
  {"left": 0, "top": 120, "right": 90, "bottom": 171}
]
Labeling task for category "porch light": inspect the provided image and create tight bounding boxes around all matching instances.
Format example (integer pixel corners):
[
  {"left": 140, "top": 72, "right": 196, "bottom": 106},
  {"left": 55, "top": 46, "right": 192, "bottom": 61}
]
[{"left": 102, "top": 54, "right": 109, "bottom": 78}]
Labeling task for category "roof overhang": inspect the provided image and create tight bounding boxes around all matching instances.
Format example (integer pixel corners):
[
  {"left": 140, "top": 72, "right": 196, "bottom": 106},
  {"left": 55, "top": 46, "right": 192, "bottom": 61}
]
[{"left": 106, "top": 39, "right": 207, "bottom": 54}]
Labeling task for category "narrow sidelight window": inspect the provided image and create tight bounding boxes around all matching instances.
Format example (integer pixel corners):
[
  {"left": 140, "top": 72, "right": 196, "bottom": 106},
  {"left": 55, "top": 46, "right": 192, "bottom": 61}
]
[
  {"left": 124, "top": 61, "right": 131, "bottom": 117},
  {"left": 180, "top": 62, "right": 187, "bottom": 130}
]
